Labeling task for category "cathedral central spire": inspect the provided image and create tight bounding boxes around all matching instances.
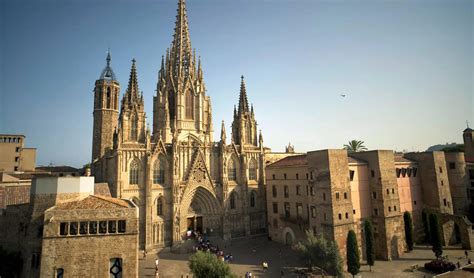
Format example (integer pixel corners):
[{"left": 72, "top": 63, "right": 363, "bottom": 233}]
[
  {"left": 171, "top": 0, "right": 193, "bottom": 80},
  {"left": 238, "top": 75, "right": 250, "bottom": 115}
]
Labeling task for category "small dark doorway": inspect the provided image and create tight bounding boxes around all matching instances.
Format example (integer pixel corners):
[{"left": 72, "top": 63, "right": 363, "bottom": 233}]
[
  {"left": 187, "top": 217, "right": 194, "bottom": 230},
  {"left": 196, "top": 217, "right": 203, "bottom": 233}
]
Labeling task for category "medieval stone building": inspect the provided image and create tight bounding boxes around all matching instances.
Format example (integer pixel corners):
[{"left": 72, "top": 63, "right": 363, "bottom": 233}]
[{"left": 91, "top": 0, "right": 268, "bottom": 250}]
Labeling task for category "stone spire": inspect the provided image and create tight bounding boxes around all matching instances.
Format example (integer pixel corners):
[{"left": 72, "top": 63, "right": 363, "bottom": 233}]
[
  {"left": 123, "top": 59, "right": 142, "bottom": 108},
  {"left": 220, "top": 120, "right": 226, "bottom": 144},
  {"left": 170, "top": 0, "right": 193, "bottom": 80},
  {"left": 238, "top": 75, "right": 249, "bottom": 116}
]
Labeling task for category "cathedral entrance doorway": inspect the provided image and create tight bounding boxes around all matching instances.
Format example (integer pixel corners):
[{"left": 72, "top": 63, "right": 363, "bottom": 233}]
[
  {"left": 187, "top": 216, "right": 203, "bottom": 233},
  {"left": 180, "top": 186, "right": 222, "bottom": 238}
]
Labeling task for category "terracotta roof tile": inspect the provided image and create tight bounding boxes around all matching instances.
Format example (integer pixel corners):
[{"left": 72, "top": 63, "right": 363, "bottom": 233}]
[{"left": 268, "top": 155, "right": 307, "bottom": 167}]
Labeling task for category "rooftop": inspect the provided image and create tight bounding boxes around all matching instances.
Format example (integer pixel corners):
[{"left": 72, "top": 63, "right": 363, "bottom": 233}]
[
  {"left": 53, "top": 195, "right": 131, "bottom": 210},
  {"left": 267, "top": 154, "right": 307, "bottom": 167}
]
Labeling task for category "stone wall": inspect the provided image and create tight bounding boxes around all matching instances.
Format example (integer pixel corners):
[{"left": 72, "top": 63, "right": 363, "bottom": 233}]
[{"left": 445, "top": 152, "right": 469, "bottom": 215}]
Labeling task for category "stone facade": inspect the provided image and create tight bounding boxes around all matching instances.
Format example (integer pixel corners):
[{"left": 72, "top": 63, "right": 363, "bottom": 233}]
[
  {"left": 266, "top": 145, "right": 474, "bottom": 260},
  {"left": 91, "top": 0, "right": 268, "bottom": 250}
]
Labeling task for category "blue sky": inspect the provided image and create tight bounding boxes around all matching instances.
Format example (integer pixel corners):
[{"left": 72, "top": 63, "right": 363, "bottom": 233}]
[{"left": 0, "top": 0, "right": 472, "bottom": 167}]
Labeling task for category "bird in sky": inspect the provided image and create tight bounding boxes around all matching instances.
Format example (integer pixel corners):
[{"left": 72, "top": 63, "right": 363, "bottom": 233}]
[{"left": 340, "top": 94, "right": 346, "bottom": 97}]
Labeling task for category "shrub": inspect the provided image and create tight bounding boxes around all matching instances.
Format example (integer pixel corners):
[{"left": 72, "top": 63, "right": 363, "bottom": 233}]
[
  {"left": 189, "top": 251, "right": 235, "bottom": 278},
  {"left": 424, "top": 258, "right": 456, "bottom": 274},
  {"left": 346, "top": 230, "right": 360, "bottom": 277},
  {"left": 364, "top": 220, "right": 375, "bottom": 271},
  {"left": 404, "top": 211, "right": 414, "bottom": 251}
]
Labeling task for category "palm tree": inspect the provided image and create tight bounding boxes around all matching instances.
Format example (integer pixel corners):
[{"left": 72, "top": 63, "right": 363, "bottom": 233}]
[{"left": 343, "top": 140, "right": 368, "bottom": 153}]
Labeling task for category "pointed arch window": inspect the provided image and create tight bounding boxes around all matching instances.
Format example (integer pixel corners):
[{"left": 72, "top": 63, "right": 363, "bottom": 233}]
[
  {"left": 106, "top": 87, "right": 111, "bottom": 109},
  {"left": 153, "top": 156, "right": 165, "bottom": 184},
  {"left": 230, "top": 192, "right": 236, "bottom": 209},
  {"left": 130, "top": 117, "right": 138, "bottom": 141},
  {"left": 157, "top": 197, "right": 163, "bottom": 216},
  {"left": 249, "top": 159, "right": 257, "bottom": 181},
  {"left": 228, "top": 158, "right": 237, "bottom": 181},
  {"left": 129, "top": 159, "right": 139, "bottom": 185},
  {"left": 185, "top": 91, "right": 194, "bottom": 119},
  {"left": 250, "top": 191, "right": 256, "bottom": 208}
]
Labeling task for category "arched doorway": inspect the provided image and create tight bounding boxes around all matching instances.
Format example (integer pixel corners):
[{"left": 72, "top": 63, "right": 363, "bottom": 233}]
[
  {"left": 181, "top": 186, "right": 222, "bottom": 237},
  {"left": 285, "top": 232, "right": 294, "bottom": 245}
]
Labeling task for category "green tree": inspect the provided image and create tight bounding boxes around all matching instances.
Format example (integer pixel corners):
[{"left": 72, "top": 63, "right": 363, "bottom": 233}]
[
  {"left": 295, "top": 230, "right": 343, "bottom": 277},
  {"left": 404, "top": 211, "right": 414, "bottom": 251},
  {"left": 364, "top": 220, "right": 375, "bottom": 271},
  {"left": 188, "top": 251, "right": 236, "bottom": 278},
  {"left": 343, "top": 140, "right": 368, "bottom": 153},
  {"left": 346, "top": 230, "right": 360, "bottom": 277},
  {"left": 422, "top": 209, "right": 431, "bottom": 244},
  {"left": 429, "top": 213, "right": 443, "bottom": 258}
]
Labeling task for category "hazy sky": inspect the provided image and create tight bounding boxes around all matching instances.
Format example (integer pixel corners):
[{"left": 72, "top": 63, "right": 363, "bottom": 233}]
[{"left": 1, "top": 0, "right": 472, "bottom": 167}]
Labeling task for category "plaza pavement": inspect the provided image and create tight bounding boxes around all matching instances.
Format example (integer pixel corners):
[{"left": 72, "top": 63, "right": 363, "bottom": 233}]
[{"left": 139, "top": 238, "right": 474, "bottom": 278}]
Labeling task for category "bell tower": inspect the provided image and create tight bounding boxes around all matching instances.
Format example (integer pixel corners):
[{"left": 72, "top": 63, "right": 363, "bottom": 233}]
[{"left": 92, "top": 52, "right": 120, "bottom": 163}]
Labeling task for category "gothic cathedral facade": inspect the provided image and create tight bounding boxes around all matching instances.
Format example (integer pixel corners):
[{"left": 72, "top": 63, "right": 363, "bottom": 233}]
[{"left": 91, "top": 0, "right": 268, "bottom": 249}]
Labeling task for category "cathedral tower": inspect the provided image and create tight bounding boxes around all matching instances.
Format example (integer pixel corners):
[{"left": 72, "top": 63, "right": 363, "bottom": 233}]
[
  {"left": 117, "top": 59, "right": 147, "bottom": 144},
  {"left": 231, "top": 76, "right": 258, "bottom": 146},
  {"left": 153, "top": 0, "right": 213, "bottom": 143},
  {"left": 91, "top": 52, "right": 120, "bottom": 163}
]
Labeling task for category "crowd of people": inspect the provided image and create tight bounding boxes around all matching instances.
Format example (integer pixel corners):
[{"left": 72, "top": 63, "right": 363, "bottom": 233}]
[{"left": 190, "top": 229, "right": 235, "bottom": 263}]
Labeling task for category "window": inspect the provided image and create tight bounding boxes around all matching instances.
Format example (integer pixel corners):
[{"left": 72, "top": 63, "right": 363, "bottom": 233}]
[
  {"left": 407, "top": 168, "right": 412, "bottom": 177},
  {"left": 130, "top": 117, "right": 137, "bottom": 141},
  {"left": 439, "top": 167, "right": 443, "bottom": 173},
  {"left": 373, "top": 192, "right": 377, "bottom": 199},
  {"left": 14, "top": 166, "right": 18, "bottom": 171},
  {"left": 413, "top": 168, "right": 418, "bottom": 177},
  {"left": 118, "top": 220, "right": 126, "bottom": 233},
  {"left": 388, "top": 206, "right": 391, "bottom": 212},
  {"left": 99, "top": 221, "right": 107, "bottom": 234},
  {"left": 59, "top": 223, "right": 68, "bottom": 235},
  {"left": 322, "top": 192, "right": 325, "bottom": 200},
  {"left": 16, "top": 147, "right": 20, "bottom": 152},
  {"left": 185, "top": 91, "right": 194, "bottom": 119},
  {"left": 273, "top": 218, "right": 278, "bottom": 228},
  {"left": 284, "top": 186, "right": 289, "bottom": 198},
  {"left": 324, "top": 213, "right": 327, "bottom": 221},
  {"left": 449, "top": 162, "right": 456, "bottom": 170},
  {"left": 296, "top": 173, "right": 299, "bottom": 180},
  {"left": 371, "top": 170, "right": 375, "bottom": 177},
  {"left": 349, "top": 170, "right": 355, "bottom": 181},
  {"left": 374, "top": 209, "right": 378, "bottom": 216},
  {"left": 310, "top": 171, "right": 313, "bottom": 179},
  {"left": 80, "top": 222, "right": 88, "bottom": 235},
  {"left": 272, "top": 186, "right": 277, "bottom": 197},
  {"left": 345, "top": 212, "right": 349, "bottom": 219},
  {"left": 90, "top": 221, "right": 98, "bottom": 234},
  {"left": 394, "top": 205, "right": 397, "bottom": 211},
  {"left": 338, "top": 213, "right": 342, "bottom": 220},
  {"left": 107, "top": 87, "right": 111, "bottom": 108},
  {"left": 414, "top": 200, "right": 417, "bottom": 205},
  {"left": 272, "top": 174, "right": 275, "bottom": 180},
  {"left": 296, "top": 185, "right": 301, "bottom": 196},
  {"left": 344, "top": 192, "right": 348, "bottom": 199},
  {"left": 336, "top": 192, "right": 340, "bottom": 200},
  {"left": 31, "top": 253, "right": 40, "bottom": 269},
  {"left": 250, "top": 191, "right": 256, "bottom": 208},
  {"left": 15, "top": 156, "right": 19, "bottom": 162},
  {"left": 396, "top": 168, "right": 401, "bottom": 178},
  {"left": 296, "top": 203, "right": 303, "bottom": 218},
  {"left": 230, "top": 193, "right": 236, "bottom": 209},
  {"left": 386, "top": 189, "right": 390, "bottom": 195},
  {"left": 157, "top": 197, "right": 163, "bottom": 216},
  {"left": 273, "top": 203, "right": 278, "bottom": 214},
  {"left": 129, "top": 159, "right": 139, "bottom": 184},
  {"left": 108, "top": 221, "right": 117, "bottom": 233},
  {"left": 353, "top": 209, "right": 356, "bottom": 214},
  {"left": 306, "top": 173, "right": 309, "bottom": 180},
  {"left": 109, "top": 258, "right": 123, "bottom": 278},
  {"left": 284, "top": 173, "right": 287, "bottom": 180},
  {"left": 310, "top": 186, "right": 315, "bottom": 196},
  {"left": 401, "top": 168, "right": 407, "bottom": 177},
  {"left": 441, "top": 180, "right": 444, "bottom": 186},
  {"left": 153, "top": 157, "right": 165, "bottom": 184},
  {"left": 69, "top": 222, "right": 78, "bottom": 235},
  {"left": 284, "top": 202, "right": 290, "bottom": 218},
  {"left": 392, "top": 188, "right": 395, "bottom": 194},
  {"left": 311, "top": 206, "right": 316, "bottom": 218},
  {"left": 228, "top": 158, "right": 237, "bottom": 181},
  {"left": 56, "top": 268, "right": 64, "bottom": 278},
  {"left": 443, "top": 198, "right": 447, "bottom": 206},
  {"left": 249, "top": 159, "right": 257, "bottom": 180}
]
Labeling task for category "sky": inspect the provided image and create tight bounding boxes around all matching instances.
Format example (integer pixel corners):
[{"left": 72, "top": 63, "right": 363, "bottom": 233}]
[{"left": 0, "top": 0, "right": 472, "bottom": 167}]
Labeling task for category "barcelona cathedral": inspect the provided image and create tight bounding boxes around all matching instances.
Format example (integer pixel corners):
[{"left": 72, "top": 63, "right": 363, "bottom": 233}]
[{"left": 91, "top": 0, "right": 268, "bottom": 250}]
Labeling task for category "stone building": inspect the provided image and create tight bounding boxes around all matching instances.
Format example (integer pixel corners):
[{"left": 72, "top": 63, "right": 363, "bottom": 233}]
[
  {"left": 91, "top": 0, "right": 268, "bottom": 250},
  {"left": 0, "top": 176, "right": 139, "bottom": 278},
  {"left": 0, "top": 134, "right": 36, "bottom": 172},
  {"left": 266, "top": 130, "right": 474, "bottom": 260}
]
